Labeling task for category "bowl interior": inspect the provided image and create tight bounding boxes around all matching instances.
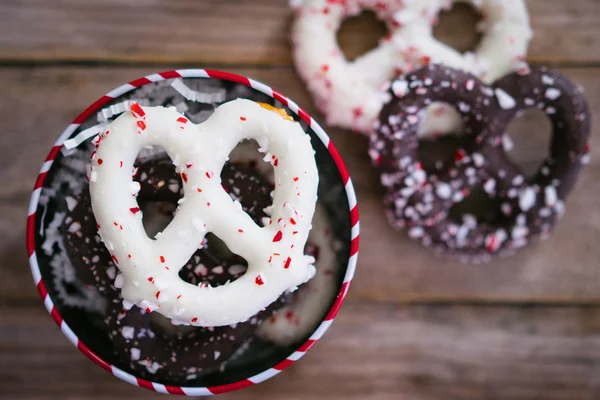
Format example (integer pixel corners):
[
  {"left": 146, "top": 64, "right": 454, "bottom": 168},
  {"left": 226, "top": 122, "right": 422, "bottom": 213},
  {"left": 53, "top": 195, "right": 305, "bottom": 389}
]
[{"left": 32, "top": 76, "right": 352, "bottom": 388}]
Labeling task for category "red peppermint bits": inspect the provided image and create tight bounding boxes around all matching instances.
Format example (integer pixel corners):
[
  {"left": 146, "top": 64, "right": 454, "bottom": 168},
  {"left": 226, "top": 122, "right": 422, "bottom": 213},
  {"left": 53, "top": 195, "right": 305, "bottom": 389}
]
[
  {"left": 176, "top": 116, "right": 188, "bottom": 129},
  {"left": 155, "top": 291, "right": 161, "bottom": 299},
  {"left": 128, "top": 254, "right": 132, "bottom": 258},
  {"left": 240, "top": 116, "right": 247, "bottom": 121},
  {"left": 186, "top": 162, "right": 193, "bottom": 169},
  {"left": 97, "top": 158, "right": 103, "bottom": 165},
  {"left": 130, "top": 207, "right": 141, "bottom": 214},
  {"left": 290, "top": 218, "right": 296, "bottom": 225},
  {"left": 272, "top": 230, "right": 283, "bottom": 242},
  {"left": 455, "top": 149, "right": 466, "bottom": 162},
  {"left": 148, "top": 277, "right": 154, "bottom": 283},
  {"left": 136, "top": 120, "right": 147, "bottom": 133},
  {"left": 284, "top": 257, "right": 292, "bottom": 269},
  {"left": 130, "top": 103, "right": 146, "bottom": 119},
  {"left": 197, "top": 188, "right": 203, "bottom": 193},
  {"left": 191, "top": 317, "right": 198, "bottom": 323},
  {"left": 160, "top": 255, "right": 165, "bottom": 263},
  {"left": 293, "top": 177, "right": 299, "bottom": 182},
  {"left": 255, "top": 275, "right": 264, "bottom": 286},
  {"left": 238, "top": 229, "right": 244, "bottom": 233},
  {"left": 181, "top": 172, "right": 188, "bottom": 183},
  {"left": 111, "top": 255, "right": 119, "bottom": 264},
  {"left": 205, "top": 171, "right": 214, "bottom": 179},
  {"left": 321, "top": 64, "right": 329, "bottom": 73},
  {"left": 176, "top": 295, "right": 182, "bottom": 300},
  {"left": 119, "top": 161, "right": 123, "bottom": 168}
]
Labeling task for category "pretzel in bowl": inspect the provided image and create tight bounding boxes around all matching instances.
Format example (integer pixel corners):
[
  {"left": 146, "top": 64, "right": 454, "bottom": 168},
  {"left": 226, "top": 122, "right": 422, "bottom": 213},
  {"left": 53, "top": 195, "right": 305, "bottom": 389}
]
[
  {"left": 292, "top": 0, "right": 532, "bottom": 136},
  {"left": 88, "top": 99, "right": 319, "bottom": 327},
  {"left": 369, "top": 64, "right": 590, "bottom": 260}
]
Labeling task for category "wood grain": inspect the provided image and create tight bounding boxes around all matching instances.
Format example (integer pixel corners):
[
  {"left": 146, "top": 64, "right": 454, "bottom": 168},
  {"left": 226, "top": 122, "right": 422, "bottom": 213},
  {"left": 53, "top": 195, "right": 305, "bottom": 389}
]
[
  {"left": 0, "top": 0, "right": 598, "bottom": 65},
  {"left": 2, "top": 303, "right": 600, "bottom": 399},
  {"left": 1, "top": 66, "right": 600, "bottom": 304}
]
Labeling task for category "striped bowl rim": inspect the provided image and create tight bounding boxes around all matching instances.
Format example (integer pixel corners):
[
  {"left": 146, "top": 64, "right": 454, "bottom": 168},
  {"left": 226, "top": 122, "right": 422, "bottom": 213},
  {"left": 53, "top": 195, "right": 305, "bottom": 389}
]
[{"left": 26, "top": 69, "right": 360, "bottom": 396}]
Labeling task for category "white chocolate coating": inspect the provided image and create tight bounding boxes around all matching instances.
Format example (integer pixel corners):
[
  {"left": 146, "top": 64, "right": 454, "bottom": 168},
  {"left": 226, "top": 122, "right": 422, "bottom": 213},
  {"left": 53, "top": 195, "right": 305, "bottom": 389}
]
[
  {"left": 89, "top": 100, "right": 319, "bottom": 327},
  {"left": 292, "top": 0, "right": 532, "bottom": 136}
]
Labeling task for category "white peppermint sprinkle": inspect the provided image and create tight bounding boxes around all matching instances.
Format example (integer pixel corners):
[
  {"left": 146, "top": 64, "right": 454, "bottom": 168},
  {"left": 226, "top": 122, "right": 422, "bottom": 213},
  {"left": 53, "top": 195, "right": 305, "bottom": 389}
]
[
  {"left": 472, "top": 153, "right": 485, "bottom": 167},
  {"left": 408, "top": 226, "right": 425, "bottom": 238},
  {"left": 581, "top": 153, "right": 591, "bottom": 165},
  {"left": 519, "top": 187, "right": 537, "bottom": 211},
  {"left": 194, "top": 264, "right": 208, "bottom": 276},
  {"left": 122, "top": 299, "right": 134, "bottom": 310},
  {"left": 65, "top": 196, "right": 78, "bottom": 211},
  {"left": 541, "top": 74, "right": 555, "bottom": 85},
  {"left": 68, "top": 222, "right": 81, "bottom": 233},
  {"left": 524, "top": 98, "right": 535, "bottom": 106},
  {"left": 106, "top": 266, "right": 116, "bottom": 280},
  {"left": 507, "top": 188, "right": 518, "bottom": 198},
  {"left": 501, "top": 203, "right": 512, "bottom": 215},
  {"left": 545, "top": 88, "right": 561, "bottom": 100},
  {"left": 413, "top": 169, "right": 426, "bottom": 184},
  {"left": 130, "top": 348, "right": 141, "bottom": 361},
  {"left": 512, "top": 226, "right": 528, "bottom": 240},
  {"left": 228, "top": 264, "right": 246, "bottom": 275},
  {"left": 512, "top": 175, "right": 524, "bottom": 186},
  {"left": 114, "top": 274, "right": 124, "bottom": 289},
  {"left": 122, "top": 326, "right": 135, "bottom": 339},
  {"left": 546, "top": 106, "right": 557, "bottom": 115},
  {"left": 465, "top": 80, "right": 475, "bottom": 91},
  {"left": 458, "top": 102, "right": 471, "bottom": 113},
  {"left": 544, "top": 186, "right": 557, "bottom": 207},
  {"left": 213, "top": 266, "right": 224, "bottom": 274},
  {"left": 399, "top": 156, "right": 412, "bottom": 169},
  {"left": 483, "top": 179, "right": 496, "bottom": 194},
  {"left": 495, "top": 88, "right": 516, "bottom": 110},
  {"left": 214, "top": 351, "right": 221, "bottom": 360},
  {"left": 539, "top": 207, "right": 552, "bottom": 218},
  {"left": 502, "top": 134, "right": 514, "bottom": 152},
  {"left": 436, "top": 182, "right": 452, "bottom": 199},
  {"left": 391, "top": 80, "right": 409, "bottom": 97}
]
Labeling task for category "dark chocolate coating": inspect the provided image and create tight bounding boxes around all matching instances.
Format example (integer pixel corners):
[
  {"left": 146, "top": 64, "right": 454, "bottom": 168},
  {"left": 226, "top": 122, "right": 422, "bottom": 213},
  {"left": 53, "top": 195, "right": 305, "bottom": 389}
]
[
  {"left": 64, "top": 159, "right": 288, "bottom": 381},
  {"left": 369, "top": 64, "right": 591, "bottom": 260}
]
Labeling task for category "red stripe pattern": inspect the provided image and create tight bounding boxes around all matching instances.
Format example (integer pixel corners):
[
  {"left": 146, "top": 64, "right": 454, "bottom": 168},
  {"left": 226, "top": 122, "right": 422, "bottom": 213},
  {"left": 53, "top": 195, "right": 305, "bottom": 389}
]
[{"left": 26, "top": 69, "right": 359, "bottom": 396}]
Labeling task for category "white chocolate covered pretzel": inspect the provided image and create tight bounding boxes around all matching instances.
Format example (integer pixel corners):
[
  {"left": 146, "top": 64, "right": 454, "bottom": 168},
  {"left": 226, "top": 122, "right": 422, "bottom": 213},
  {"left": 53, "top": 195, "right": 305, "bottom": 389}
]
[
  {"left": 292, "top": 0, "right": 532, "bottom": 136},
  {"left": 89, "top": 100, "right": 319, "bottom": 327}
]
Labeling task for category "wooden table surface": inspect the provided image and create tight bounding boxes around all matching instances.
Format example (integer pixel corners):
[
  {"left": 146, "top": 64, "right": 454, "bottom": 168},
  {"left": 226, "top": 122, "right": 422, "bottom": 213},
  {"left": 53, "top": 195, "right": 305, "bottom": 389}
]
[{"left": 2, "top": 1, "right": 600, "bottom": 399}]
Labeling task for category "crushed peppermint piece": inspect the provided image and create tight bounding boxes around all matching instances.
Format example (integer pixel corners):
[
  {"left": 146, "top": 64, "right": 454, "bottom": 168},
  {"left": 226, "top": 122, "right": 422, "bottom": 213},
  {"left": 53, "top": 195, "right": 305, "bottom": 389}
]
[
  {"left": 495, "top": 88, "right": 516, "bottom": 110},
  {"left": 518, "top": 187, "right": 537, "bottom": 211}
]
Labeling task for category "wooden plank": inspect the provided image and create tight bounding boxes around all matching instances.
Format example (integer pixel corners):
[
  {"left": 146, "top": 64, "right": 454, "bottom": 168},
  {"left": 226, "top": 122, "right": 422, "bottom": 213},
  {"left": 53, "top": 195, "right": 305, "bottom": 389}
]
[
  {"left": 2, "top": 303, "right": 600, "bottom": 399},
  {"left": 0, "top": 0, "right": 598, "bottom": 65},
  {"left": 1, "top": 66, "right": 600, "bottom": 304}
]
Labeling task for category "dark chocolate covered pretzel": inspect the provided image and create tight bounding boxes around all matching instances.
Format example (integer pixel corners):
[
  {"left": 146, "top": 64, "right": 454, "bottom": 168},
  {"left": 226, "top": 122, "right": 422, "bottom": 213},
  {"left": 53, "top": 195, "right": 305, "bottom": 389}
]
[
  {"left": 64, "top": 159, "right": 288, "bottom": 381},
  {"left": 369, "top": 64, "right": 591, "bottom": 260}
]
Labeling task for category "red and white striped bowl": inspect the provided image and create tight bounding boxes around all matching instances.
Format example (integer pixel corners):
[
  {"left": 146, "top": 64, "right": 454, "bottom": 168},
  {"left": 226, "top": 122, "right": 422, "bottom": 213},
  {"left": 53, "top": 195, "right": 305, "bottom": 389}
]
[{"left": 26, "top": 70, "right": 359, "bottom": 395}]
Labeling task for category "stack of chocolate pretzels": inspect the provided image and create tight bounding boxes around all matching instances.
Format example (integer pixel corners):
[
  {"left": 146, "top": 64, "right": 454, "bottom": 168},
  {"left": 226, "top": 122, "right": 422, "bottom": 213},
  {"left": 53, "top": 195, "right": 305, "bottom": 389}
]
[{"left": 292, "top": 0, "right": 591, "bottom": 260}]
